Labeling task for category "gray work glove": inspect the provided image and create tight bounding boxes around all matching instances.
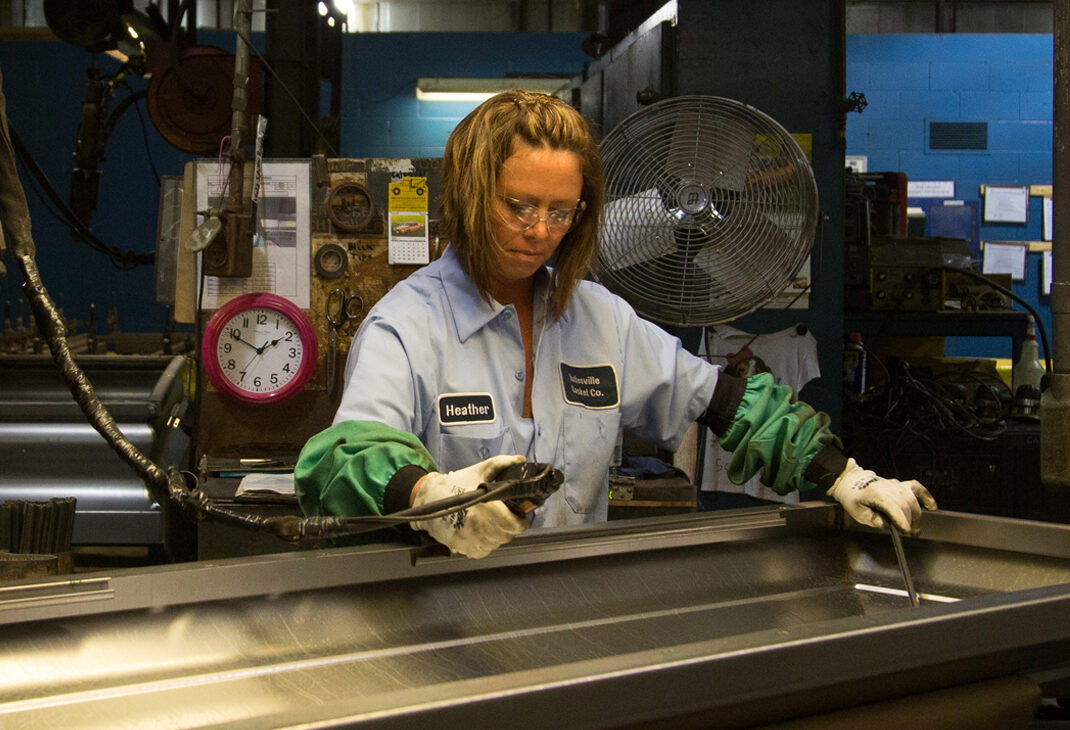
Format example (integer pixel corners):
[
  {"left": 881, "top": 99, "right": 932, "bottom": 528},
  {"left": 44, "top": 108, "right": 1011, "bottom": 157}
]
[
  {"left": 826, "top": 458, "right": 938, "bottom": 535},
  {"left": 411, "top": 454, "right": 527, "bottom": 558}
]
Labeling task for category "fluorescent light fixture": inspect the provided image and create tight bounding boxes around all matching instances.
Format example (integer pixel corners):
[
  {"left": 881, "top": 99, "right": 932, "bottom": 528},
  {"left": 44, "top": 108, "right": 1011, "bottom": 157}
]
[{"left": 416, "top": 77, "right": 569, "bottom": 102}]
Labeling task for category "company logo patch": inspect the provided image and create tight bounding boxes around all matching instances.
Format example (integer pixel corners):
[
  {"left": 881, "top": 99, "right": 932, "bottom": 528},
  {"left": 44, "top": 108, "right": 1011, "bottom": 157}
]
[
  {"left": 438, "top": 393, "right": 496, "bottom": 425},
  {"left": 559, "top": 362, "right": 619, "bottom": 409}
]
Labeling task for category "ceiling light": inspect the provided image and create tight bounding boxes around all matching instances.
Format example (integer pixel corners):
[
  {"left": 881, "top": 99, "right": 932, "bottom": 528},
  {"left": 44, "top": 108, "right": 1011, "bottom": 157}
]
[{"left": 415, "top": 77, "right": 569, "bottom": 102}]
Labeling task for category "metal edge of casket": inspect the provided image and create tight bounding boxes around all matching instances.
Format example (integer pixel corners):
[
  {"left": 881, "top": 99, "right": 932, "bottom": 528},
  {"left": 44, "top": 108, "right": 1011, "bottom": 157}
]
[
  {"left": 1, "top": 504, "right": 1068, "bottom": 727},
  {"left": 236, "top": 506, "right": 1070, "bottom": 728}
]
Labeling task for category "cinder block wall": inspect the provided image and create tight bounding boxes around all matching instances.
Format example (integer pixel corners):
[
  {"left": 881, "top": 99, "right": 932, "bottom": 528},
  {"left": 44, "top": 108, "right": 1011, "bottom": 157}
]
[{"left": 846, "top": 34, "right": 1053, "bottom": 358}]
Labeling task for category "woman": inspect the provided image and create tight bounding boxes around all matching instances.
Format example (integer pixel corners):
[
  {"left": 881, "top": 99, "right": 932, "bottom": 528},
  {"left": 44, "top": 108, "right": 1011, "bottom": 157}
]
[{"left": 295, "top": 90, "right": 935, "bottom": 558}]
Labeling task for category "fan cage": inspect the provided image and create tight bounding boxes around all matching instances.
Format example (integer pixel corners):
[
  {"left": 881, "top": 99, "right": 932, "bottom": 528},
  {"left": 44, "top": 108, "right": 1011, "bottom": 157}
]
[{"left": 593, "top": 95, "right": 819, "bottom": 327}]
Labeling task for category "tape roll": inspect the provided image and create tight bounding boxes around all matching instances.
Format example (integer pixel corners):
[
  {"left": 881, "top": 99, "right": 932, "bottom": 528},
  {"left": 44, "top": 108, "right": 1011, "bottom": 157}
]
[{"left": 314, "top": 243, "right": 349, "bottom": 280}]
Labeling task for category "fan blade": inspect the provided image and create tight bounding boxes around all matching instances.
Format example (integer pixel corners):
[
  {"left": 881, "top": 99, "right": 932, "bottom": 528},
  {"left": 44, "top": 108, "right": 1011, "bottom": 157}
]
[
  {"left": 691, "top": 207, "right": 806, "bottom": 302},
  {"left": 666, "top": 108, "right": 752, "bottom": 192},
  {"left": 600, "top": 188, "right": 678, "bottom": 270}
]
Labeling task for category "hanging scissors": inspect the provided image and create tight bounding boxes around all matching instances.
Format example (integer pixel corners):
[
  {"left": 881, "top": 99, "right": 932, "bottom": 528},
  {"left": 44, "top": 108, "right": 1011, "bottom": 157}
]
[
  {"left": 325, "top": 288, "right": 365, "bottom": 333},
  {"left": 325, "top": 288, "right": 364, "bottom": 392}
]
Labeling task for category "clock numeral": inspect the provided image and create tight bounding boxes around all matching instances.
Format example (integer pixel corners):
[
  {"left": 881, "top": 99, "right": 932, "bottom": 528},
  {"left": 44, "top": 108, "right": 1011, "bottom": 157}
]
[
  {"left": 283, "top": 363, "right": 291, "bottom": 373},
  {"left": 222, "top": 342, "right": 232, "bottom": 353},
  {"left": 284, "top": 331, "right": 294, "bottom": 342},
  {"left": 242, "top": 317, "right": 249, "bottom": 328},
  {"left": 254, "top": 376, "right": 262, "bottom": 388},
  {"left": 257, "top": 313, "right": 268, "bottom": 326},
  {"left": 239, "top": 370, "right": 247, "bottom": 382},
  {"left": 223, "top": 358, "right": 236, "bottom": 370},
  {"left": 270, "top": 373, "right": 279, "bottom": 385},
  {"left": 289, "top": 347, "right": 297, "bottom": 358}
]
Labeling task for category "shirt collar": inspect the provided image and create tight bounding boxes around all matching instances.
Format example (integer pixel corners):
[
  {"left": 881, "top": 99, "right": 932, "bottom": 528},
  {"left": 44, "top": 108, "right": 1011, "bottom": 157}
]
[{"left": 438, "top": 245, "right": 551, "bottom": 342}]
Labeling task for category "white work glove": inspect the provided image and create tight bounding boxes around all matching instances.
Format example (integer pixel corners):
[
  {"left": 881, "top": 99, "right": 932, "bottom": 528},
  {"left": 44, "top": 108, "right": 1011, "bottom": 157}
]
[
  {"left": 411, "top": 454, "right": 528, "bottom": 558},
  {"left": 826, "top": 458, "right": 938, "bottom": 535}
]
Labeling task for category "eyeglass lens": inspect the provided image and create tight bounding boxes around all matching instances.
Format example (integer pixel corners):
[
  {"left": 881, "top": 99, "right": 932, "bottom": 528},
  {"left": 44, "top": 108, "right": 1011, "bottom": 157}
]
[{"left": 502, "top": 197, "right": 580, "bottom": 232}]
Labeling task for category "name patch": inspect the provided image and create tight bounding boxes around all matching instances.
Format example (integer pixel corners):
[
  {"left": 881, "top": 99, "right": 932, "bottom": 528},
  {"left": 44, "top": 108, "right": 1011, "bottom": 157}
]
[
  {"left": 559, "top": 362, "right": 620, "bottom": 409},
  {"left": 438, "top": 392, "right": 496, "bottom": 425}
]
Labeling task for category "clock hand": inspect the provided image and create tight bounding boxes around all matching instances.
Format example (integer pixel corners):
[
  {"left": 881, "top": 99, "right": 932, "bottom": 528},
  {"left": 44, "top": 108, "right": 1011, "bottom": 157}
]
[
  {"left": 250, "top": 333, "right": 284, "bottom": 355},
  {"left": 259, "top": 335, "right": 286, "bottom": 352},
  {"left": 230, "top": 329, "right": 260, "bottom": 352}
]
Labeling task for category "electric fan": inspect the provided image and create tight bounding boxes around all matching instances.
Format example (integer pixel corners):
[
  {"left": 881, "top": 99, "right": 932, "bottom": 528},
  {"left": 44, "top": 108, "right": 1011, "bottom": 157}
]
[{"left": 594, "top": 95, "right": 819, "bottom": 326}]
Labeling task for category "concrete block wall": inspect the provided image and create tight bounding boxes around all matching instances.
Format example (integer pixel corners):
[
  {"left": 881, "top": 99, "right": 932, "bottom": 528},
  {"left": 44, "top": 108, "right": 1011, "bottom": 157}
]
[
  {"left": 341, "top": 32, "right": 588, "bottom": 158},
  {"left": 846, "top": 33, "right": 1053, "bottom": 358}
]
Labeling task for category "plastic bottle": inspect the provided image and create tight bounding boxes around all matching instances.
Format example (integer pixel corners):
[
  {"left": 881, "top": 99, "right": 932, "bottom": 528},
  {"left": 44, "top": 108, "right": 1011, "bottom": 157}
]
[
  {"left": 843, "top": 332, "right": 867, "bottom": 396},
  {"left": 1012, "top": 321, "right": 1045, "bottom": 394}
]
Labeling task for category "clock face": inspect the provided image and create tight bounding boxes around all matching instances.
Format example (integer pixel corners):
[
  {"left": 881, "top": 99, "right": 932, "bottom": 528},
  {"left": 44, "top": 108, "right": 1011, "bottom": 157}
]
[{"left": 202, "top": 293, "right": 317, "bottom": 405}]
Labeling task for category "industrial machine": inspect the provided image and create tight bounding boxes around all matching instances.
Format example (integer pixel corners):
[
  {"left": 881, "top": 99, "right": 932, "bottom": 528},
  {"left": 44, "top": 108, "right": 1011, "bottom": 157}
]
[
  {"left": 0, "top": 354, "right": 191, "bottom": 553},
  {"left": 0, "top": 505, "right": 1067, "bottom": 727}
]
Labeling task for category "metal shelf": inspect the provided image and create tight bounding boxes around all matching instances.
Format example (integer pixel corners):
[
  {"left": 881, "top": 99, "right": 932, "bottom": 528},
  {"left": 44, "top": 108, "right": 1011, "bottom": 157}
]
[{"left": 845, "top": 309, "right": 1029, "bottom": 342}]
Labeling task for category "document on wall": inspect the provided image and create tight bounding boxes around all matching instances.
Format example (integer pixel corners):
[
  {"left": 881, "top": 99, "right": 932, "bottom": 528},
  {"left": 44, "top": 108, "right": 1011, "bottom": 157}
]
[
  {"left": 907, "top": 180, "right": 955, "bottom": 198},
  {"left": 981, "top": 241, "right": 1028, "bottom": 280},
  {"left": 982, "top": 185, "right": 1029, "bottom": 224},
  {"left": 194, "top": 160, "right": 311, "bottom": 310}
]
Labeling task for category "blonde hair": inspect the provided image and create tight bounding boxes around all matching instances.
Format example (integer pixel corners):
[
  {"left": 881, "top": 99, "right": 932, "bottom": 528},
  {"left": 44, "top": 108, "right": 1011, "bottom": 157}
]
[{"left": 440, "top": 90, "right": 604, "bottom": 320}]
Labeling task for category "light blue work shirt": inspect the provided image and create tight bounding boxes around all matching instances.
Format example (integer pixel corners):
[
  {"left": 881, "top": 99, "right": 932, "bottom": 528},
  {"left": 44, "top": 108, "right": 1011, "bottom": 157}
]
[{"left": 334, "top": 245, "right": 719, "bottom": 528}]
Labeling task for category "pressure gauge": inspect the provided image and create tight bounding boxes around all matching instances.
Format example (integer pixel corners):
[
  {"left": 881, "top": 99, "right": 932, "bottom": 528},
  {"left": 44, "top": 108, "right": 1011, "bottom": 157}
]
[
  {"left": 202, "top": 293, "right": 318, "bottom": 406},
  {"left": 326, "top": 181, "right": 375, "bottom": 232}
]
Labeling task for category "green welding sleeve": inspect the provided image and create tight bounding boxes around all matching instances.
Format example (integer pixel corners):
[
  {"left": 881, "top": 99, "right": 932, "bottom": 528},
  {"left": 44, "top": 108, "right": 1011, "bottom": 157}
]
[
  {"left": 711, "top": 372, "right": 848, "bottom": 494},
  {"left": 294, "top": 420, "right": 438, "bottom": 518}
]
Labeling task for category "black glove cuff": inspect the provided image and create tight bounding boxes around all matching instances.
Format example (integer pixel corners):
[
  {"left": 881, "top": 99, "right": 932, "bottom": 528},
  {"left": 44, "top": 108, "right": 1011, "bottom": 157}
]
[
  {"left": 384, "top": 464, "right": 429, "bottom": 514},
  {"left": 803, "top": 445, "right": 849, "bottom": 490},
  {"left": 699, "top": 372, "right": 747, "bottom": 437}
]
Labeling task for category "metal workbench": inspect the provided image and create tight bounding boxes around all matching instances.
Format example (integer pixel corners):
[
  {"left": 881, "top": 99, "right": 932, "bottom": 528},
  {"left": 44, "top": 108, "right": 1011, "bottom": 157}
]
[{"left": 0, "top": 504, "right": 1068, "bottom": 728}]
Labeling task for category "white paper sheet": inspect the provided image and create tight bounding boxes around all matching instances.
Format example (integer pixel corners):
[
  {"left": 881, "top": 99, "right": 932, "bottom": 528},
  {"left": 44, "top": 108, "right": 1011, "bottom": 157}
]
[
  {"left": 195, "top": 160, "right": 312, "bottom": 310},
  {"left": 981, "top": 241, "right": 1028, "bottom": 280},
  {"left": 983, "top": 185, "right": 1029, "bottom": 224}
]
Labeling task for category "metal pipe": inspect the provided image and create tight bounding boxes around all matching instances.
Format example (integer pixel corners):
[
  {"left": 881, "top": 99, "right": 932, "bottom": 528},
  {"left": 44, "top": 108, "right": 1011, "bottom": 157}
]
[
  {"left": 1041, "top": 0, "right": 1070, "bottom": 487},
  {"left": 221, "top": 0, "right": 254, "bottom": 277}
]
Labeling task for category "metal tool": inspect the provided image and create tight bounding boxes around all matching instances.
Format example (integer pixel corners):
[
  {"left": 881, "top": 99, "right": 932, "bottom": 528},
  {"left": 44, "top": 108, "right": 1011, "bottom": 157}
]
[
  {"left": 325, "top": 288, "right": 365, "bottom": 332},
  {"left": 324, "top": 288, "right": 364, "bottom": 391},
  {"left": 326, "top": 325, "right": 338, "bottom": 391},
  {"left": 486, "top": 462, "right": 565, "bottom": 516},
  {"left": 888, "top": 524, "right": 920, "bottom": 607},
  {"left": 388, "top": 462, "right": 564, "bottom": 524}
]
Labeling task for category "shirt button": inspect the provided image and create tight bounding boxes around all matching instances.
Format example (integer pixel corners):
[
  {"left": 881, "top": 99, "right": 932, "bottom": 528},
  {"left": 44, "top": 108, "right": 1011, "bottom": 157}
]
[
  {"left": 478, "top": 446, "right": 490, "bottom": 458},
  {"left": 514, "top": 370, "right": 524, "bottom": 381},
  {"left": 503, "top": 310, "right": 513, "bottom": 319}
]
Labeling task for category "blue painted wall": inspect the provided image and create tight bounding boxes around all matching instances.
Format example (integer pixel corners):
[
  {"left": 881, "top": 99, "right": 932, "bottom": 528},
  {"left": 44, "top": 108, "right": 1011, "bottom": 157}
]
[
  {"left": 343, "top": 32, "right": 587, "bottom": 158},
  {"left": 0, "top": 39, "right": 189, "bottom": 337},
  {"left": 0, "top": 31, "right": 587, "bottom": 334},
  {"left": 846, "top": 33, "right": 1053, "bottom": 359}
]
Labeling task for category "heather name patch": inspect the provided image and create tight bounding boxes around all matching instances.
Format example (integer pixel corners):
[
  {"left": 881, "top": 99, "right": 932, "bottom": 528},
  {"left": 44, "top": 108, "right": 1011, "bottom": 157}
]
[
  {"left": 438, "top": 393, "right": 496, "bottom": 424},
  {"left": 559, "top": 363, "right": 619, "bottom": 409}
]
